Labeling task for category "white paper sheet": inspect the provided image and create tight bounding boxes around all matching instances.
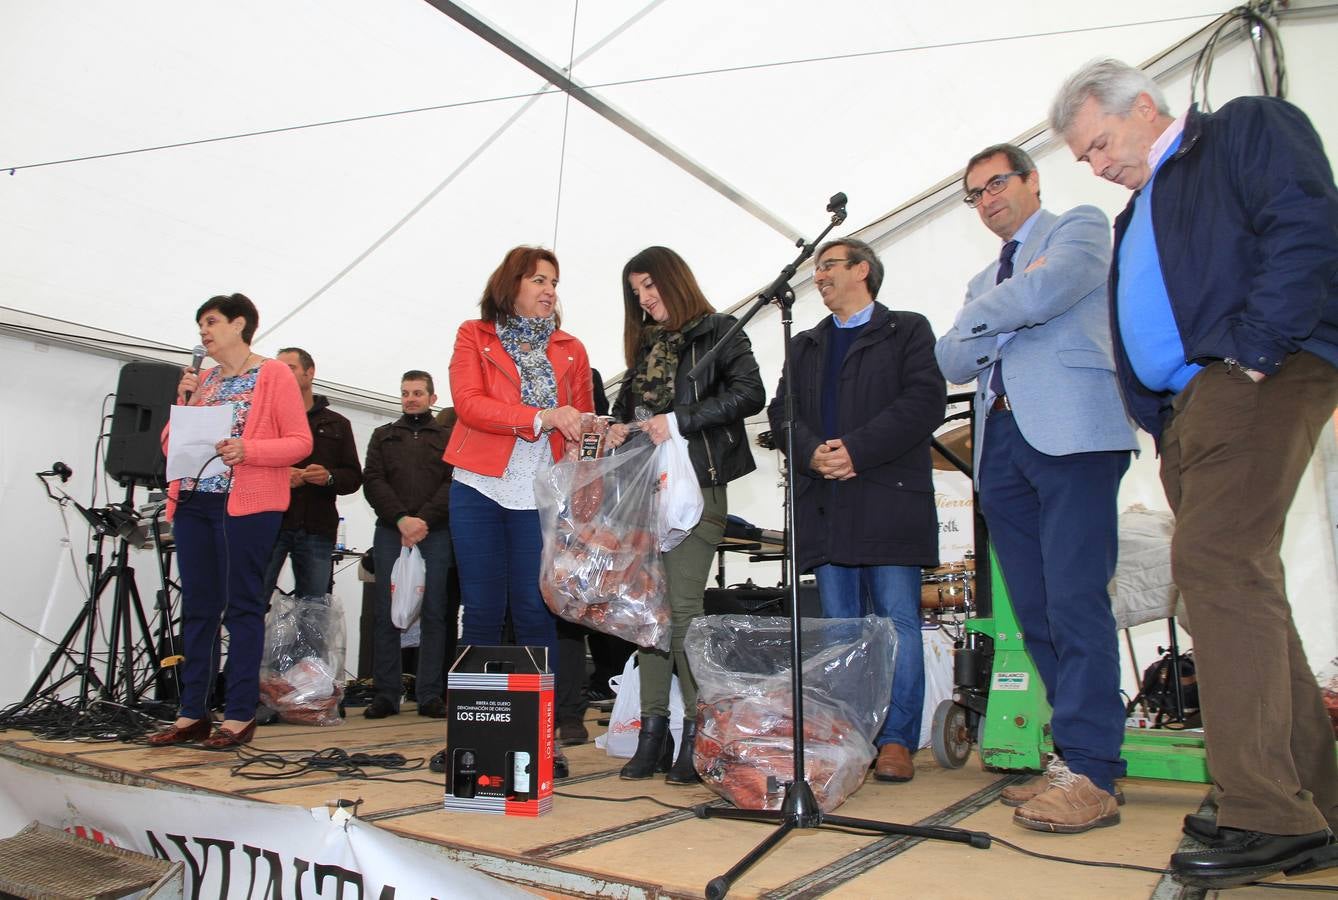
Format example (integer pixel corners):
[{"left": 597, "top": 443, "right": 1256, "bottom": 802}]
[{"left": 166, "top": 404, "right": 232, "bottom": 481}]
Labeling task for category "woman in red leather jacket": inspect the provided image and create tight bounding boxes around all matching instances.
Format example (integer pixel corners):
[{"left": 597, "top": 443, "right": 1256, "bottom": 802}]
[{"left": 444, "top": 246, "right": 593, "bottom": 777}]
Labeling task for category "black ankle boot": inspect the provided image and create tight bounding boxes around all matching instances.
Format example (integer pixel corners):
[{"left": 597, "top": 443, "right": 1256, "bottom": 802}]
[
  {"left": 551, "top": 728, "right": 569, "bottom": 780},
  {"left": 665, "top": 719, "right": 701, "bottom": 785},
  {"left": 619, "top": 715, "right": 672, "bottom": 780}
]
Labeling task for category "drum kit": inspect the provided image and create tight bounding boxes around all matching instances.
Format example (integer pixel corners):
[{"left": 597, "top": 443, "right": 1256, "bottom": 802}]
[{"left": 921, "top": 554, "right": 975, "bottom": 622}]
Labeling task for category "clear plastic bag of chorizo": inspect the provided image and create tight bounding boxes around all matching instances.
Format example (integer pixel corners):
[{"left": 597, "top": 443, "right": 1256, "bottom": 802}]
[
  {"left": 684, "top": 614, "right": 897, "bottom": 812},
  {"left": 535, "top": 415, "right": 670, "bottom": 651}
]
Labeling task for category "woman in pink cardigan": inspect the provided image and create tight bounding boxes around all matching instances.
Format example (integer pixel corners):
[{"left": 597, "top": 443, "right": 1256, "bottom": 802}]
[{"left": 148, "top": 293, "right": 311, "bottom": 749}]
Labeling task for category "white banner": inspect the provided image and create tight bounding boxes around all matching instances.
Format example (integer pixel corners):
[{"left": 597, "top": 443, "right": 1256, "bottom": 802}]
[
  {"left": 933, "top": 469, "right": 975, "bottom": 564},
  {"left": 0, "top": 757, "right": 526, "bottom": 899}
]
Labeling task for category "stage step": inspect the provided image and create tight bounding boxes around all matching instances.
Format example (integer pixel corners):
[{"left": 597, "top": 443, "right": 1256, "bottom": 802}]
[{"left": 0, "top": 822, "right": 183, "bottom": 899}]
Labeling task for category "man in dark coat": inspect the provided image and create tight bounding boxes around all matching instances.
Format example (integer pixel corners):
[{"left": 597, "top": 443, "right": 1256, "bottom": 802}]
[
  {"left": 262, "top": 347, "right": 363, "bottom": 599},
  {"left": 768, "top": 237, "right": 946, "bottom": 782},
  {"left": 362, "top": 370, "right": 454, "bottom": 719}
]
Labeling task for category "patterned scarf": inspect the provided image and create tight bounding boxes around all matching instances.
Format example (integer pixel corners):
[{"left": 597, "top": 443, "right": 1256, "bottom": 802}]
[
  {"left": 496, "top": 315, "right": 558, "bottom": 409},
  {"left": 627, "top": 316, "right": 704, "bottom": 415}
]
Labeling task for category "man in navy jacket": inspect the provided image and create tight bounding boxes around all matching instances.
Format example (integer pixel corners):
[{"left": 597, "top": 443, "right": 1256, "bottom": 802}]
[
  {"left": 768, "top": 237, "right": 946, "bottom": 783},
  {"left": 1053, "top": 58, "right": 1338, "bottom": 888}
]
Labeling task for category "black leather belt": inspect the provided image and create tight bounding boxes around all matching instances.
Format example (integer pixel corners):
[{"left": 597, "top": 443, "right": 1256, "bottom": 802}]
[{"left": 989, "top": 394, "right": 1012, "bottom": 414}]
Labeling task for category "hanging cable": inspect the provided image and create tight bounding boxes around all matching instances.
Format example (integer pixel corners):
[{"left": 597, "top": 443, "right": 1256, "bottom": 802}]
[
  {"left": 1189, "top": 2, "right": 1287, "bottom": 111},
  {"left": 551, "top": 0, "right": 582, "bottom": 252}
]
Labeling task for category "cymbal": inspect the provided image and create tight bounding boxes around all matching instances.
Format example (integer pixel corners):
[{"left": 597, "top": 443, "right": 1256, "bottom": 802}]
[{"left": 932, "top": 423, "right": 972, "bottom": 471}]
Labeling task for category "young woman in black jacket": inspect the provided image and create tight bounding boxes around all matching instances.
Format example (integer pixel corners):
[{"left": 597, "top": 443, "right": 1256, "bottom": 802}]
[{"left": 610, "top": 246, "right": 765, "bottom": 783}]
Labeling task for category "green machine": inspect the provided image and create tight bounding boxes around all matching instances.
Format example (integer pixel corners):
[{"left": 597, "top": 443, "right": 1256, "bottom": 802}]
[{"left": 928, "top": 547, "right": 1211, "bottom": 783}]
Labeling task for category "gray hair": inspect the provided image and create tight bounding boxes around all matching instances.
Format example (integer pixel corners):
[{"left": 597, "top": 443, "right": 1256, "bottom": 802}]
[{"left": 1050, "top": 58, "right": 1170, "bottom": 136}]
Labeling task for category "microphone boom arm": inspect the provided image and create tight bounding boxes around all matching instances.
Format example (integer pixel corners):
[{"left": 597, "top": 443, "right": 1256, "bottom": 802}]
[{"left": 687, "top": 193, "right": 847, "bottom": 384}]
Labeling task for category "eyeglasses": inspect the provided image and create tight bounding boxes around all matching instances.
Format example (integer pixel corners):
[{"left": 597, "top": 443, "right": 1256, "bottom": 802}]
[
  {"left": 815, "top": 258, "right": 851, "bottom": 273},
  {"left": 963, "top": 171, "right": 1025, "bottom": 208}
]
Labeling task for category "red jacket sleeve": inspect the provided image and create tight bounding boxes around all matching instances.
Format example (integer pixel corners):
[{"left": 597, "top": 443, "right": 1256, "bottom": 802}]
[{"left": 569, "top": 340, "right": 595, "bottom": 414}]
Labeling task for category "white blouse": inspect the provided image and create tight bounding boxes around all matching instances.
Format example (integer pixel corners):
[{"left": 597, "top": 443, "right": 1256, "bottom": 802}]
[{"left": 453, "top": 434, "right": 550, "bottom": 511}]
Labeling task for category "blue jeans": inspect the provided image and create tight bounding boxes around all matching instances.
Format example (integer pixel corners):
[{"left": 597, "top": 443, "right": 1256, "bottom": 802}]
[
  {"left": 372, "top": 523, "right": 454, "bottom": 705},
  {"left": 172, "top": 492, "right": 281, "bottom": 722},
  {"left": 261, "top": 528, "right": 335, "bottom": 600},
  {"left": 449, "top": 481, "right": 557, "bottom": 681},
  {"left": 813, "top": 563, "right": 924, "bottom": 750},
  {"left": 978, "top": 410, "right": 1130, "bottom": 793}
]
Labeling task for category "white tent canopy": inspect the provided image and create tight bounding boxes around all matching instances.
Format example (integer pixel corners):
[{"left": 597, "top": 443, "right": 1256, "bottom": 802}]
[
  {"left": 3, "top": 1, "right": 1336, "bottom": 704},
  {"left": 4, "top": 0, "right": 1239, "bottom": 394}
]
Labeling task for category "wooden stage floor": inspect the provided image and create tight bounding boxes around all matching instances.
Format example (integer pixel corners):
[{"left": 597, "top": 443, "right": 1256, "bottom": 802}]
[{"left": 2, "top": 704, "right": 1334, "bottom": 899}]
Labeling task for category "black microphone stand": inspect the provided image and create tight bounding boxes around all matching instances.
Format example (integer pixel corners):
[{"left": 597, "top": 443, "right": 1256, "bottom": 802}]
[
  {"left": 686, "top": 194, "right": 990, "bottom": 899},
  {"left": 24, "top": 471, "right": 168, "bottom": 712}
]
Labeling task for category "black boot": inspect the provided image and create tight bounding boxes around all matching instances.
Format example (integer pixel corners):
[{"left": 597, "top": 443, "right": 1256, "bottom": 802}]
[
  {"left": 665, "top": 719, "right": 701, "bottom": 785},
  {"left": 552, "top": 728, "right": 569, "bottom": 780},
  {"left": 619, "top": 715, "right": 672, "bottom": 780}
]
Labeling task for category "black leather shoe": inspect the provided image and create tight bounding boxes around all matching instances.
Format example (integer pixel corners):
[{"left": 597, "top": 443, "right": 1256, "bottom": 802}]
[
  {"left": 1171, "top": 828, "right": 1338, "bottom": 888},
  {"left": 1183, "top": 813, "right": 1225, "bottom": 844},
  {"left": 363, "top": 695, "right": 399, "bottom": 719},
  {"left": 417, "top": 697, "right": 447, "bottom": 718},
  {"left": 553, "top": 748, "right": 570, "bottom": 780},
  {"left": 586, "top": 685, "right": 616, "bottom": 710}
]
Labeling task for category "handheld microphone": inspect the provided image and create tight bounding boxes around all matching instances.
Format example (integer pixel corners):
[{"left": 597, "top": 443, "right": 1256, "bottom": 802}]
[
  {"left": 184, "top": 344, "right": 206, "bottom": 403},
  {"left": 826, "top": 192, "right": 848, "bottom": 213}
]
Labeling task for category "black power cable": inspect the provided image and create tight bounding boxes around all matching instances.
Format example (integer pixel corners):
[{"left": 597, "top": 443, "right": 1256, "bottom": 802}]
[{"left": 1190, "top": 1, "right": 1287, "bottom": 111}]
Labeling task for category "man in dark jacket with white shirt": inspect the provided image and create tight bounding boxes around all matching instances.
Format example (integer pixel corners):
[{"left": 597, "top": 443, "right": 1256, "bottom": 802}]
[
  {"left": 768, "top": 237, "right": 946, "bottom": 783},
  {"left": 1053, "top": 58, "right": 1338, "bottom": 888},
  {"left": 262, "top": 347, "right": 363, "bottom": 600}
]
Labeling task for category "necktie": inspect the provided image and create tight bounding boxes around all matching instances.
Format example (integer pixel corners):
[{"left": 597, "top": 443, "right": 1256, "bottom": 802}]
[
  {"left": 995, "top": 239, "right": 1020, "bottom": 285},
  {"left": 989, "top": 240, "right": 1020, "bottom": 397}
]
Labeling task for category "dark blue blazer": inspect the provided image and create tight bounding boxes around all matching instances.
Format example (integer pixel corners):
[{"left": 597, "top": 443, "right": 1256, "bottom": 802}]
[
  {"left": 769, "top": 303, "right": 946, "bottom": 572},
  {"left": 1110, "top": 97, "right": 1338, "bottom": 436}
]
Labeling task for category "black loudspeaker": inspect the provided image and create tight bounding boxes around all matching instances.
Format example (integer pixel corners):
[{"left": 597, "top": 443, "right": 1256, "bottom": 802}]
[
  {"left": 703, "top": 583, "right": 823, "bottom": 619},
  {"left": 105, "top": 361, "right": 180, "bottom": 488}
]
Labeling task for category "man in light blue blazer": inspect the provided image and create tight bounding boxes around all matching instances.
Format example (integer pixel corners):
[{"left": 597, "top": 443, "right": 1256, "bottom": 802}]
[{"left": 936, "top": 143, "right": 1137, "bottom": 835}]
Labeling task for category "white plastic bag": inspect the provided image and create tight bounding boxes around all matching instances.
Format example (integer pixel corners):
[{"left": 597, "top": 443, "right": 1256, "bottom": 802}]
[
  {"left": 390, "top": 545, "right": 425, "bottom": 629},
  {"left": 598, "top": 653, "right": 685, "bottom": 758},
  {"left": 654, "top": 413, "right": 704, "bottom": 552},
  {"left": 919, "top": 628, "right": 955, "bottom": 749}
]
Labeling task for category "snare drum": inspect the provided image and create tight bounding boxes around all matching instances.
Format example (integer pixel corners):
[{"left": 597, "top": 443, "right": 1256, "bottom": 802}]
[{"left": 920, "top": 560, "right": 976, "bottom": 611}]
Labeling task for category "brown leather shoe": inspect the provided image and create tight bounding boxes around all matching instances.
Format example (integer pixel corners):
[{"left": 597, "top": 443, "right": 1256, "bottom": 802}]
[
  {"left": 873, "top": 743, "right": 914, "bottom": 782},
  {"left": 558, "top": 718, "right": 589, "bottom": 746},
  {"left": 200, "top": 720, "right": 257, "bottom": 751},
  {"left": 1013, "top": 770, "right": 1121, "bottom": 833},
  {"left": 146, "top": 718, "right": 212, "bottom": 747},
  {"left": 1001, "top": 756, "right": 1127, "bottom": 807}
]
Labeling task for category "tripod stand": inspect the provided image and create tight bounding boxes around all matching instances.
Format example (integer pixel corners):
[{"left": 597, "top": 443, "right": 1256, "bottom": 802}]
[
  {"left": 24, "top": 478, "right": 177, "bottom": 712},
  {"left": 686, "top": 196, "right": 989, "bottom": 899}
]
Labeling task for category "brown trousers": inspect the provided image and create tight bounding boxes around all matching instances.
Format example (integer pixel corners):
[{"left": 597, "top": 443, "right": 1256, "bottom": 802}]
[{"left": 1160, "top": 351, "right": 1338, "bottom": 835}]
